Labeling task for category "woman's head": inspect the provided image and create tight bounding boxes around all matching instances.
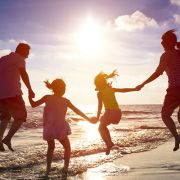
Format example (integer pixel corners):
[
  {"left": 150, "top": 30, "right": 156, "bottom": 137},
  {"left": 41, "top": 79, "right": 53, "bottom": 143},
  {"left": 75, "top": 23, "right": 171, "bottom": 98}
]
[
  {"left": 44, "top": 79, "right": 66, "bottom": 96},
  {"left": 161, "top": 29, "right": 180, "bottom": 50},
  {"left": 94, "top": 70, "right": 118, "bottom": 91}
]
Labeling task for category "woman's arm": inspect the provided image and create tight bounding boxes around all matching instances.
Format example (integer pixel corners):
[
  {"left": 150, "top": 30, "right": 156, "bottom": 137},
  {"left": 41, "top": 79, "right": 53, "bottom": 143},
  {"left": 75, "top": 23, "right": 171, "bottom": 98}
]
[
  {"left": 29, "top": 95, "right": 47, "bottom": 107},
  {"left": 136, "top": 71, "right": 161, "bottom": 90},
  {"left": 67, "top": 101, "right": 90, "bottom": 121},
  {"left": 97, "top": 92, "right": 103, "bottom": 120}
]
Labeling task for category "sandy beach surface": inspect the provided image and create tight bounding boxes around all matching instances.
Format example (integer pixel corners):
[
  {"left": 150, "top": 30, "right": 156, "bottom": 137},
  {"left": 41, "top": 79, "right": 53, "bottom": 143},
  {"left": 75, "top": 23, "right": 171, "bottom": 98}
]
[{"left": 78, "top": 138, "right": 180, "bottom": 180}]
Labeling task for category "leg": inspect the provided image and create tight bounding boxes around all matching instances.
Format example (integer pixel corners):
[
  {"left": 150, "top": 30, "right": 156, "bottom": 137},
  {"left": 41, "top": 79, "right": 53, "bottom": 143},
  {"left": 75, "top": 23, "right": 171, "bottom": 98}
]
[
  {"left": 59, "top": 137, "right": 71, "bottom": 171},
  {"left": 98, "top": 123, "right": 114, "bottom": 155},
  {"left": 161, "top": 90, "right": 180, "bottom": 151},
  {"left": 46, "top": 140, "right": 55, "bottom": 175},
  {"left": 0, "top": 120, "right": 9, "bottom": 151},
  {"left": 0, "top": 100, "right": 11, "bottom": 151},
  {"left": 3, "top": 96, "right": 27, "bottom": 151},
  {"left": 2, "top": 119, "right": 23, "bottom": 151},
  {"left": 177, "top": 107, "right": 180, "bottom": 125}
]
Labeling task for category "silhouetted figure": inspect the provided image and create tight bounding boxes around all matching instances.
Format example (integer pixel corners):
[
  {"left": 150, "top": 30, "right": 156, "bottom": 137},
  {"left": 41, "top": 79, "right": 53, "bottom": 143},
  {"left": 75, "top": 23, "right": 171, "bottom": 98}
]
[
  {"left": 0, "top": 43, "right": 35, "bottom": 151},
  {"left": 94, "top": 70, "right": 139, "bottom": 155},
  {"left": 136, "top": 30, "right": 180, "bottom": 151},
  {"left": 29, "top": 79, "right": 90, "bottom": 175}
]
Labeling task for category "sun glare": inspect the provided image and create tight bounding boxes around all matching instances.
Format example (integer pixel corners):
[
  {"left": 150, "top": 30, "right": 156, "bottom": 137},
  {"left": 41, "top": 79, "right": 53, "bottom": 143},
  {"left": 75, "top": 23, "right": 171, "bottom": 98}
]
[
  {"left": 78, "top": 121, "right": 100, "bottom": 141},
  {"left": 77, "top": 16, "right": 103, "bottom": 55}
]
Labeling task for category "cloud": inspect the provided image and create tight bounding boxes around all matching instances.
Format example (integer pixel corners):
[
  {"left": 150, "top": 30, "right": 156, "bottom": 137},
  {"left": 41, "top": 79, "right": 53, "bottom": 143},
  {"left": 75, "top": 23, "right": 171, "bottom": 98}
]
[
  {"left": 173, "top": 14, "right": 180, "bottom": 24},
  {"left": 170, "top": 0, "right": 180, "bottom": 6},
  {"left": 0, "top": 49, "right": 11, "bottom": 57},
  {"left": 114, "top": 11, "right": 159, "bottom": 31}
]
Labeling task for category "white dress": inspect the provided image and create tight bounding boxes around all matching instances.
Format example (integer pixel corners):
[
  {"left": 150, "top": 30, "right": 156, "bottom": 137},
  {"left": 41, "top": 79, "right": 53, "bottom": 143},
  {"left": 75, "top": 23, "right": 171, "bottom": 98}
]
[{"left": 43, "top": 95, "right": 71, "bottom": 141}]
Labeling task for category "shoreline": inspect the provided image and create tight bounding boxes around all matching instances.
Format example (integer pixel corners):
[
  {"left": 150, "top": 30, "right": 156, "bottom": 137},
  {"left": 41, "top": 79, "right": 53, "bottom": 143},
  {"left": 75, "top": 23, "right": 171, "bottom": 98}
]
[{"left": 78, "top": 138, "right": 180, "bottom": 180}]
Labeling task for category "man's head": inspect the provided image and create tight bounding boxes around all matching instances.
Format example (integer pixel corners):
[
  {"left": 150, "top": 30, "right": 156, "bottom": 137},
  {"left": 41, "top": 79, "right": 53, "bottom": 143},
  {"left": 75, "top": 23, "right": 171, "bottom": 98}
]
[{"left": 15, "top": 43, "right": 30, "bottom": 58}]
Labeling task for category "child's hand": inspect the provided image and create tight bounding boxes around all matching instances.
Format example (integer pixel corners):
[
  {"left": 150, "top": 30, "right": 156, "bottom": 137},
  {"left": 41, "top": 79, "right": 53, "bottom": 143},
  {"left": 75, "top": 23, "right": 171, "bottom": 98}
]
[
  {"left": 89, "top": 117, "right": 98, "bottom": 124},
  {"left": 135, "top": 84, "right": 144, "bottom": 91}
]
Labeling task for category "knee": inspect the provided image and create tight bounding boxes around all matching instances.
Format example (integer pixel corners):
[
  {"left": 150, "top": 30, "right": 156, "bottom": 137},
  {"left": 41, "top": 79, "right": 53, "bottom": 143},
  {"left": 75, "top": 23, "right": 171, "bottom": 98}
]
[
  {"left": 98, "top": 124, "right": 105, "bottom": 132},
  {"left": 161, "top": 111, "right": 171, "bottom": 123}
]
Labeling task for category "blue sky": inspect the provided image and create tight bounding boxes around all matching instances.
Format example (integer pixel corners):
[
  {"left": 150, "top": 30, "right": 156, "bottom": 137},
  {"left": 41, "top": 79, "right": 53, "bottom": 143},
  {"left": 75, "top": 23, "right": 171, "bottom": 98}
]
[{"left": 0, "top": 0, "right": 180, "bottom": 105}]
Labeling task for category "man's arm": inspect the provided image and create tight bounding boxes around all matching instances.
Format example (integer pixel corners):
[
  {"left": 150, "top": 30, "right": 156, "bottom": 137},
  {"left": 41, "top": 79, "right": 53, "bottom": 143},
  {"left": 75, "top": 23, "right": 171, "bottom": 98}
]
[{"left": 19, "top": 68, "right": 35, "bottom": 98}]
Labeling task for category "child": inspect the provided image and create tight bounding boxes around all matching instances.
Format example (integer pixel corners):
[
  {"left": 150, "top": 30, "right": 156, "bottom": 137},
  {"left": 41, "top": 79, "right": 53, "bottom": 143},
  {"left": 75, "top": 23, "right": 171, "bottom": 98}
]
[
  {"left": 94, "top": 70, "right": 139, "bottom": 155},
  {"left": 29, "top": 79, "right": 90, "bottom": 175}
]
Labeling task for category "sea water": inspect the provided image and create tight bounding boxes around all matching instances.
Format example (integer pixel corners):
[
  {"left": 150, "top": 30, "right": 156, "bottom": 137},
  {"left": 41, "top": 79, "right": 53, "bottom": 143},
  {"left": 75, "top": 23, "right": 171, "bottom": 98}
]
[{"left": 0, "top": 105, "right": 179, "bottom": 179}]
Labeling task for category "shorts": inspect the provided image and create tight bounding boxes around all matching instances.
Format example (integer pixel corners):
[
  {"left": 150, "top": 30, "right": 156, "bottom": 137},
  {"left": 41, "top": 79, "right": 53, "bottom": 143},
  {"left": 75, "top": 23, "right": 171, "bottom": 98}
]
[
  {"left": 100, "top": 109, "right": 122, "bottom": 126},
  {"left": 161, "top": 87, "right": 180, "bottom": 118},
  {"left": 0, "top": 96, "right": 27, "bottom": 122}
]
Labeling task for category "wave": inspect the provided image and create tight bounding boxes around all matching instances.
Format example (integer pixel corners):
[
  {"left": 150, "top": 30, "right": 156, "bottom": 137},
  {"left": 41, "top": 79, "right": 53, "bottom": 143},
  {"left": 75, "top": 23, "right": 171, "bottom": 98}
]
[{"left": 122, "top": 110, "right": 158, "bottom": 115}]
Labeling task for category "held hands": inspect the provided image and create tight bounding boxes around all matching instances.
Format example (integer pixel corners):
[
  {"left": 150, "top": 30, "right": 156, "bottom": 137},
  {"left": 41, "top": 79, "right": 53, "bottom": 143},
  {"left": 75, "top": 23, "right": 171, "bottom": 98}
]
[
  {"left": 135, "top": 84, "right": 145, "bottom": 91},
  {"left": 89, "top": 116, "right": 99, "bottom": 124},
  {"left": 28, "top": 89, "right": 35, "bottom": 98}
]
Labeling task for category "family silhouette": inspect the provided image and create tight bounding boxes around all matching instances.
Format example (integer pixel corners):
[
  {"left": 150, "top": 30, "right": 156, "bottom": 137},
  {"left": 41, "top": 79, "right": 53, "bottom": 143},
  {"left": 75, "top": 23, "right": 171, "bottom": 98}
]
[{"left": 0, "top": 29, "right": 180, "bottom": 175}]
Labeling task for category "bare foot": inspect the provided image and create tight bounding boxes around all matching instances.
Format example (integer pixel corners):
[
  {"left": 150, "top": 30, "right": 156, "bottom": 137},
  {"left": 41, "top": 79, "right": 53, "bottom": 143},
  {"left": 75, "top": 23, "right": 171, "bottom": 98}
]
[
  {"left": 45, "top": 167, "right": 50, "bottom": 176},
  {"left": 2, "top": 139, "right": 14, "bottom": 151},
  {"left": 106, "top": 143, "right": 114, "bottom": 155},
  {"left": 173, "top": 139, "right": 180, "bottom": 151},
  {"left": 0, "top": 141, "right": 5, "bottom": 152}
]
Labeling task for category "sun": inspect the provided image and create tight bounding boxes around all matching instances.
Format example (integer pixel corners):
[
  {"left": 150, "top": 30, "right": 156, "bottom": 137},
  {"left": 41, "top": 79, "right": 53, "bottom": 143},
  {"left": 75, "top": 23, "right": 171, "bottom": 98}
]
[{"left": 76, "top": 16, "right": 103, "bottom": 55}]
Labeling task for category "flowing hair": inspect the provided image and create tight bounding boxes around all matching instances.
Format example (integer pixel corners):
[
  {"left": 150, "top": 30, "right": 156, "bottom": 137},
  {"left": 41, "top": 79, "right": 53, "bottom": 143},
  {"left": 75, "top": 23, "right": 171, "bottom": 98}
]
[
  {"left": 94, "top": 70, "right": 118, "bottom": 90},
  {"left": 44, "top": 79, "right": 66, "bottom": 96}
]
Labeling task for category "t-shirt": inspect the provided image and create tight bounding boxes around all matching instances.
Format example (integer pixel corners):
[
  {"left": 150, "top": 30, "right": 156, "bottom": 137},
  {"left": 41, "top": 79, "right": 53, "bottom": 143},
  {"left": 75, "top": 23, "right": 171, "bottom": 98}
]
[
  {"left": 99, "top": 87, "right": 119, "bottom": 110},
  {"left": 156, "top": 50, "right": 180, "bottom": 88},
  {"left": 0, "top": 52, "right": 25, "bottom": 99}
]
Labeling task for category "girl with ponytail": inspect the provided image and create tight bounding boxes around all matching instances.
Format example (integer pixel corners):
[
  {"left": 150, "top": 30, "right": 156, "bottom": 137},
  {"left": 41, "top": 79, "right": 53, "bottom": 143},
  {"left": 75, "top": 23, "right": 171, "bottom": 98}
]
[
  {"left": 28, "top": 78, "right": 90, "bottom": 175},
  {"left": 93, "top": 70, "right": 139, "bottom": 155}
]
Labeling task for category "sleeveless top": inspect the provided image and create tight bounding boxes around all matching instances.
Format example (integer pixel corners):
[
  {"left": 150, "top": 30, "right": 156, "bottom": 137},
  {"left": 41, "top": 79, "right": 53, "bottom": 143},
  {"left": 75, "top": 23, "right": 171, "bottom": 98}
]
[
  {"left": 43, "top": 95, "right": 71, "bottom": 140},
  {"left": 100, "top": 87, "right": 119, "bottom": 110}
]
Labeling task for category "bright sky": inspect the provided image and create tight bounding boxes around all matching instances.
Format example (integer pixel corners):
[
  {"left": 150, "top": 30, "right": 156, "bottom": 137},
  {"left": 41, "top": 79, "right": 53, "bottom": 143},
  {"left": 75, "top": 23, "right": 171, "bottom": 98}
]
[{"left": 0, "top": 0, "right": 180, "bottom": 105}]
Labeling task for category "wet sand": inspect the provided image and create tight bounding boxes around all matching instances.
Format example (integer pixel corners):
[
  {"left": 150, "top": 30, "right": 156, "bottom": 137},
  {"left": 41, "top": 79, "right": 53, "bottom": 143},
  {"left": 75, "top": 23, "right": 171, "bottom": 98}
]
[{"left": 79, "top": 138, "right": 180, "bottom": 180}]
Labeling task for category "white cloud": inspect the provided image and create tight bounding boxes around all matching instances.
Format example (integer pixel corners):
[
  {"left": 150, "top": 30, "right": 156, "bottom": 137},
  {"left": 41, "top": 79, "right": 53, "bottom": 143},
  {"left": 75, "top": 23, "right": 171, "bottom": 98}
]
[
  {"left": 114, "top": 11, "right": 159, "bottom": 31},
  {"left": 173, "top": 14, "right": 180, "bottom": 24},
  {"left": 170, "top": 0, "right": 180, "bottom": 6},
  {"left": 0, "top": 49, "right": 11, "bottom": 57}
]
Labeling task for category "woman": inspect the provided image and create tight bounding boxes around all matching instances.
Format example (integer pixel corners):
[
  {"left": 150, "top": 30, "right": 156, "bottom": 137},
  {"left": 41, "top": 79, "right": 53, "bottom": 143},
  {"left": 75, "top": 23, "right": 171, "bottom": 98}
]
[{"left": 136, "top": 29, "right": 180, "bottom": 151}]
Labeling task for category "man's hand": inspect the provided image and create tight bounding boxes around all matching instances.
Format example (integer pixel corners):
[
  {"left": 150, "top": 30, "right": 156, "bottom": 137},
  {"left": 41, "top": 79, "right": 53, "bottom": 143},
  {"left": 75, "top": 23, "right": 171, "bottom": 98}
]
[{"left": 28, "top": 89, "right": 35, "bottom": 98}]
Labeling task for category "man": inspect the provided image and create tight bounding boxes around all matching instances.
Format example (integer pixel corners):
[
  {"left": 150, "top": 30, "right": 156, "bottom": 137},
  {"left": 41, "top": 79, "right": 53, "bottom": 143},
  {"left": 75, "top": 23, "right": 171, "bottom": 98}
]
[{"left": 0, "top": 43, "right": 35, "bottom": 151}]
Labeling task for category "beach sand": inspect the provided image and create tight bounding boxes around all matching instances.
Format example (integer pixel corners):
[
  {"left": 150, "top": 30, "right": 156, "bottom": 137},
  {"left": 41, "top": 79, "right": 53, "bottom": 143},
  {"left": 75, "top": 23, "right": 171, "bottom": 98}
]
[{"left": 78, "top": 138, "right": 180, "bottom": 180}]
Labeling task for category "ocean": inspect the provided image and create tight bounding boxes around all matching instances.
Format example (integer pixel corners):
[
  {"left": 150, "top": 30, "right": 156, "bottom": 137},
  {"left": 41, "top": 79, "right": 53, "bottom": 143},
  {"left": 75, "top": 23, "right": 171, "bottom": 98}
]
[{"left": 0, "top": 105, "right": 179, "bottom": 179}]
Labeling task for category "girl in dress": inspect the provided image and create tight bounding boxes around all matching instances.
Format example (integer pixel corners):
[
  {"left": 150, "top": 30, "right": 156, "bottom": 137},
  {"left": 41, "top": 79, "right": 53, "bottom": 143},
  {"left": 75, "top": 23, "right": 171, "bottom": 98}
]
[
  {"left": 94, "top": 70, "right": 139, "bottom": 155},
  {"left": 29, "top": 79, "right": 90, "bottom": 175}
]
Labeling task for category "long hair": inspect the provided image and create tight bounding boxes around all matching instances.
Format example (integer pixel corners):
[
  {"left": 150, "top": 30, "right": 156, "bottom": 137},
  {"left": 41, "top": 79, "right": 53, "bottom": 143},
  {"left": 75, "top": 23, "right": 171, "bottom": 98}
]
[
  {"left": 44, "top": 79, "right": 66, "bottom": 96},
  {"left": 94, "top": 70, "right": 118, "bottom": 90}
]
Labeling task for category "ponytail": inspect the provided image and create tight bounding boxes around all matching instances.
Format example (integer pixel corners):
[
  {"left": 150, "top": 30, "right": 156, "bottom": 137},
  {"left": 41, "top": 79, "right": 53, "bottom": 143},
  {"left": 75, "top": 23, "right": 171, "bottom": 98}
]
[
  {"left": 106, "top": 70, "right": 119, "bottom": 79},
  {"left": 44, "top": 80, "right": 52, "bottom": 90}
]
